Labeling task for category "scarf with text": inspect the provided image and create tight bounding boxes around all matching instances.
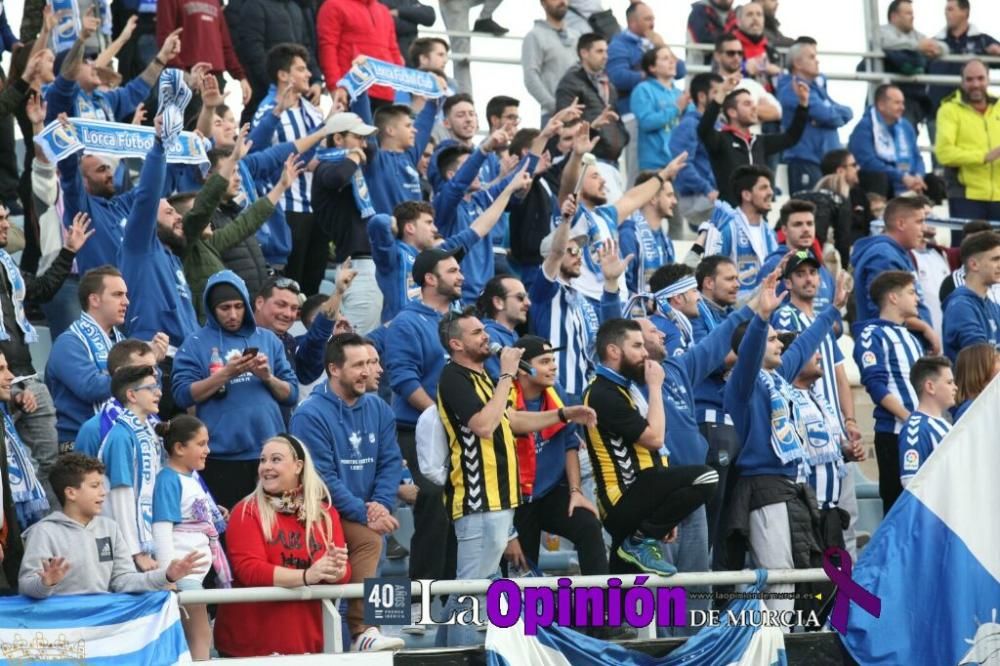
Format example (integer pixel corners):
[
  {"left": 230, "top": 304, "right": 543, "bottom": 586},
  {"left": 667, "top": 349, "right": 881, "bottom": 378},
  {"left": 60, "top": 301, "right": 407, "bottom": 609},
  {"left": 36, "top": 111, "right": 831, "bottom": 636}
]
[
  {"left": 4, "top": 411, "right": 48, "bottom": 528},
  {"left": 315, "top": 148, "right": 375, "bottom": 219}
]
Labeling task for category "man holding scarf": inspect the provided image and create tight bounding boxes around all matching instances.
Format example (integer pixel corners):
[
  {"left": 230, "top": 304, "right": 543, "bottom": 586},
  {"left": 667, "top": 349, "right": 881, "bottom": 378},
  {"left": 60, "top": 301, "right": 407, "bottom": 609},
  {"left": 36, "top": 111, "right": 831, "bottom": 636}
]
[
  {"left": 722, "top": 266, "right": 841, "bottom": 615},
  {"left": 501, "top": 335, "right": 604, "bottom": 578}
]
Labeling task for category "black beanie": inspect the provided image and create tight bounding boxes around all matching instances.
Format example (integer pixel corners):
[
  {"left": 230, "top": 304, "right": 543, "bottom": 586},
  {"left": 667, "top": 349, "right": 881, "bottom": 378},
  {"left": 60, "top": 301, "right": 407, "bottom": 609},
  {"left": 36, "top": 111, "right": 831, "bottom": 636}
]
[{"left": 207, "top": 283, "right": 244, "bottom": 311}]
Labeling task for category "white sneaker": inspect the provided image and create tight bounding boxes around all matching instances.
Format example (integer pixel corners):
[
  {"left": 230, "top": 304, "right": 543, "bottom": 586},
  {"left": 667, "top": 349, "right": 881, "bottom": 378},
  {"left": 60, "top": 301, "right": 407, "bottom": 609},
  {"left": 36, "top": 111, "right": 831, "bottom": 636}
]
[
  {"left": 401, "top": 602, "right": 426, "bottom": 636},
  {"left": 352, "top": 627, "right": 405, "bottom": 652}
]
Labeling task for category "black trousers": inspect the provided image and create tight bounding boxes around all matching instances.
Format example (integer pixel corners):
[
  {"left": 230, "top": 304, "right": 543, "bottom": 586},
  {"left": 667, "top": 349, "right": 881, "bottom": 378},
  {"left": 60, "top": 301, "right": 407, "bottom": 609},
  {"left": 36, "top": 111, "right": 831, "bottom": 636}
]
[
  {"left": 284, "top": 212, "right": 328, "bottom": 297},
  {"left": 201, "top": 458, "right": 260, "bottom": 512},
  {"left": 513, "top": 484, "right": 608, "bottom": 575},
  {"left": 874, "top": 431, "right": 902, "bottom": 516},
  {"left": 398, "top": 428, "right": 456, "bottom": 581},
  {"left": 0, "top": 111, "right": 18, "bottom": 204},
  {"left": 603, "top": 465, "right": 718, "bottom": 574},
  {"left": 700, "top": 422, "right": 741, "bottom": 569}
]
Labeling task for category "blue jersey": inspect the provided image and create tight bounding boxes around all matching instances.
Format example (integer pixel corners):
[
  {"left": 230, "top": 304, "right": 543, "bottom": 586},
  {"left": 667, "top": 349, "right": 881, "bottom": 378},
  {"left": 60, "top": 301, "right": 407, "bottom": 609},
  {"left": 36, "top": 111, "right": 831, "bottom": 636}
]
[
  {"left": 618, "top": 212, "right": 675, "bottom": 294},
  {"left": 252, "top": 86, "right": 323, "bottom": 213},
  {"left": 772, "top": 303, "right": 845, "bottom": 423},
  {"left": 691, "top": 298, "right": 736, "bottom": 425},
  {"left": 855, "top": 319, "right": 924, "bottom": 434},
  {"left": 899, "top": 411, "right": 951, "bottom": 486}
]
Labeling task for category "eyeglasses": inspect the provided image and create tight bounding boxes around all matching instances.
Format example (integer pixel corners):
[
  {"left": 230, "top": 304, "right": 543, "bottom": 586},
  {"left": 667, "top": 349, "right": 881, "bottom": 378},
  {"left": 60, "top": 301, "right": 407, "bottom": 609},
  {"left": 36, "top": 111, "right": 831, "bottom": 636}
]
[
  {"left": 133, "top": 382, "right": 162, "bottom": 393},
  {"left": 722, "top": 50, "right": 744, "bottom": 57}
]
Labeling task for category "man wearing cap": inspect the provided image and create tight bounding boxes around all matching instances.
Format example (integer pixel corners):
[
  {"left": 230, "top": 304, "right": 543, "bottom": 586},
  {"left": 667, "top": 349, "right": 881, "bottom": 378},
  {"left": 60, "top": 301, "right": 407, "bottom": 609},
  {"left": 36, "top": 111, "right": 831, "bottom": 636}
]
[
  {"left": 384, "top": 247, "right": 464, "bottom": 610},
  {"left": 502, "top": 335, "right": 606, "bottom": 579},
  {"left": 529, "top": 198, "right": 626, "bottom": 402},
  {"left": 647, "top": 264, "right": 702, "bottom": 356},
  {"left": 312, "top": 112, "right": 384, "bottom": 335},
  {"left": 760, "top": 200, "right": 835, "bottom": 311},
  {"left": 172, "top": 270, "right": 299, "bottom": 509}
]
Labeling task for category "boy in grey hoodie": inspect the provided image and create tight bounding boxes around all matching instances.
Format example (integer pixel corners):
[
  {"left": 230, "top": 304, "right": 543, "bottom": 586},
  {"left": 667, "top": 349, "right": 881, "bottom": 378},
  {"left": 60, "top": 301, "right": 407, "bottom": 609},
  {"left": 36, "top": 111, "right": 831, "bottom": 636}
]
[{"left": 18, "top": 453, "right": 205, "bottom": 598}]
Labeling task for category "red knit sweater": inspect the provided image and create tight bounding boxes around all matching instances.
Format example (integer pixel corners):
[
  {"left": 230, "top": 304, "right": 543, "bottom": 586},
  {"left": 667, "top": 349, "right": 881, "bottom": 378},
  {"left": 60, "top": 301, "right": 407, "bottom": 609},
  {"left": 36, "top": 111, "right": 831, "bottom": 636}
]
[
  {"left": 156, "top": 0, "right": 245, "bottom": 78},
  {"left": 214, "top": 499, "right": 350, "bottom": 657}
]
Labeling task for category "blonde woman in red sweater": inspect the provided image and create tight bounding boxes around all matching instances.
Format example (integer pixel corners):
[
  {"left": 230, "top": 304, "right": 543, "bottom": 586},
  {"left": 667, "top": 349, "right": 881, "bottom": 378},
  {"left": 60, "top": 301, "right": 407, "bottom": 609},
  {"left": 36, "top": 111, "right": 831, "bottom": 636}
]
[{"left": 214, "top": 434, "right": 350, "bottom": 657}]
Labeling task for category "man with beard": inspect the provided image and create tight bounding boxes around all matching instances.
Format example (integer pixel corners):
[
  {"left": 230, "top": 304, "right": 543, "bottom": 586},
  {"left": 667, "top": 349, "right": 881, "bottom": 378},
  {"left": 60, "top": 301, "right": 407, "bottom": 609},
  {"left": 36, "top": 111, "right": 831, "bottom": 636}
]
[
  {"left": 686, "top": 0, "right": 738, "bottom": 64},
  {"left": 477, "top": 275, "right": 531, "bottom": 380},
  {"left": 522, "top": 0, "right": 580, "bottom": 123},
  {"left": 705, "top": 166, "right": 780, "bottom": 301},
  {"left": 761, "top": 200, "right": 835, "bottom": 310},
  {"left": 619, "top": 171, "right": 678, "bottom": 294},
  {"left": 723, "top": 267, "right": 841, "bottom": 612},
  {"left": 935, "top": 59, "right": 1000, "bottom": 222},
  {"left": 385, "top": 247, "right": 463, "bottom": 633},
  {"left": 0, "top": 203, "right": 91, "bottom": 506},
  {"left": 172, "top": 271, "right": 297, "bottom": 510},
  {"left": 732, "top": 1, "right": 780, "bottom": 94},
  {"left": 582, "top": 317, "right": 718, "bottom": 575},
  {"left": 699, "top": 65, "right": 808, "bottom": 205},
  {"left": 291, "top": 333, "right": 404, "bottom": 652},
  {"left": 530, "top": 196, "right": 626, "bottom": 402},
  {"left": 647, "top": 263, "right": 701, "bottom": 356}
]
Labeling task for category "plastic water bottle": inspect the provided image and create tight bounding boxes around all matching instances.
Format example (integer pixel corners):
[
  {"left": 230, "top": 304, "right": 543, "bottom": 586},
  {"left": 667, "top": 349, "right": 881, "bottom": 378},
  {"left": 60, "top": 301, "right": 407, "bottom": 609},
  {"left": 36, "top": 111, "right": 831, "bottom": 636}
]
[{"left": 209, "top": 347, "right": 227, "bottom": 398}]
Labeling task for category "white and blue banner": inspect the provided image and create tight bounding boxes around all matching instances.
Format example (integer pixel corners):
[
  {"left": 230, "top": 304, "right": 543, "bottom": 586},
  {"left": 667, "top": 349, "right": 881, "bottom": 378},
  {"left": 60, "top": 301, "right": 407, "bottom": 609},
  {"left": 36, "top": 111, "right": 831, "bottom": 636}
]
[
  {"left": 48, "top": 0, "right": 112, "bottom": 53},
  {"left": 486, "top": 571, "right": 786, "bottom": 666},
  {"left": 34, "top": 118, "right": 209, "bottom": 171},
  {"left": 338, "top": 58, "right": 448, "bottom": 102},
  {"left": 840, "top": 375, "right": 1000, "bottom": 664},
  {"left": 0, "top": 591, "right": 189, "bottom": 664}
]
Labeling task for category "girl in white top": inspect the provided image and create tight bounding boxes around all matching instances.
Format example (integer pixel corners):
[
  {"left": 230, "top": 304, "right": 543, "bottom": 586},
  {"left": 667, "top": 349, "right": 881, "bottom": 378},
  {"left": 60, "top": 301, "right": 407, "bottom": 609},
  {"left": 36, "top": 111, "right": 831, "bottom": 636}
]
[{"left": 152, "top": 415, "right": 230, "bottom": 661}]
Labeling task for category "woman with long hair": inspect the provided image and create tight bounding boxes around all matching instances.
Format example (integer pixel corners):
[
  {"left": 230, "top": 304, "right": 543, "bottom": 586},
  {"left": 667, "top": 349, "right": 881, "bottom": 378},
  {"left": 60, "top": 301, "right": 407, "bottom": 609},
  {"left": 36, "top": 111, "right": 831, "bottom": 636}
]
[
  {"left": 214, "top": 435, "right": 350, "bottom": 657},
  {"left": 954, "top": 343, "right": 1000, "bottom": 421}
]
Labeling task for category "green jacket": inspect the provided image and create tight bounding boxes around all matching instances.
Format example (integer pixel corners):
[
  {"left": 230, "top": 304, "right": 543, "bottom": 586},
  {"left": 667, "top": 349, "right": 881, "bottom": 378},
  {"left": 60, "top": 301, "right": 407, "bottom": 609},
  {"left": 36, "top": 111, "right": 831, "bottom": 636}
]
[{"left": 181, "top": 174, "right": 276, "bottom": 322}]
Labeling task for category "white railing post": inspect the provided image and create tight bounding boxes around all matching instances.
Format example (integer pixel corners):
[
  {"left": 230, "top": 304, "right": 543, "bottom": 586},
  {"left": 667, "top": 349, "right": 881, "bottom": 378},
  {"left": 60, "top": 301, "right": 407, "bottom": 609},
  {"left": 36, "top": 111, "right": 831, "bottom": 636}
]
[{"left": 321, "top": 599, "right": 344, "bottom": 653}]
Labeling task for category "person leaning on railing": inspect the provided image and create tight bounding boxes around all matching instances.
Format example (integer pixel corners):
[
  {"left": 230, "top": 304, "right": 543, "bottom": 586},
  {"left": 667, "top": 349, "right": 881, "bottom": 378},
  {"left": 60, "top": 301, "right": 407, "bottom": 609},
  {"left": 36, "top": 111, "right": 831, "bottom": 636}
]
[{"left": 213, "top": 434, "right": 351, "bottom": 658}]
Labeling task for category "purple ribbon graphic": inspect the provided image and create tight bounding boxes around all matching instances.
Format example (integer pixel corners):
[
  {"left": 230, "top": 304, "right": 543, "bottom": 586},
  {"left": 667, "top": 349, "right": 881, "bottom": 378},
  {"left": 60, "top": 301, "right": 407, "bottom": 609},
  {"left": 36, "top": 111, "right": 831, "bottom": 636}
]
[{"left": 823, "top": 546, "right": 881, "bottom": 634}]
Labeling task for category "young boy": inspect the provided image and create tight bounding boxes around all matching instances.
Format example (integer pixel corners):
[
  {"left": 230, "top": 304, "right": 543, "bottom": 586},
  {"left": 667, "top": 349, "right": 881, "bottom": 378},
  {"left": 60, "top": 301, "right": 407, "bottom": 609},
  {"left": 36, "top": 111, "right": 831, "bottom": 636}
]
[
  {"left": 18, "top": 453, "right": 203, "bottom": 598},
  {"left": 100, "top": 365, "right": 165, "bottom": 573},
  {"left": 854, "top": 270, "right": 926, "bottom": 513},
  {"left": 899, "top": 357, "right": 956, "bottom": 488}
]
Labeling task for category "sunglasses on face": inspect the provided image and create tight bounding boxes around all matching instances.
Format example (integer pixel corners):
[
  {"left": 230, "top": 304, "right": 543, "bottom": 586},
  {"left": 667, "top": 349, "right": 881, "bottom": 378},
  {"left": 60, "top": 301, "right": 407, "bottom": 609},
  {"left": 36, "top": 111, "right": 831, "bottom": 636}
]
[
  {"left": 722, "top": 50, "right": 743, "bottom": 57},
  {"left": 272, "top": 277, "right": 301, "bottom": 294},
  {"left": 566, "top": 246, "right": 583, "bottom": 257}
]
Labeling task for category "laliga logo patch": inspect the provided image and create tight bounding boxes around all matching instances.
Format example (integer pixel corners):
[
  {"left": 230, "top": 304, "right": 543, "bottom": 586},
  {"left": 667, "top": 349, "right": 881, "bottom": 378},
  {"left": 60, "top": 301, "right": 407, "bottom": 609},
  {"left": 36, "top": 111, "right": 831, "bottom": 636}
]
[
  {"left": 903, "top": 448, "right": 920, "bottom": 471},
  {"left": 861, "top": 351, "right": 877, "bottom": 368}
]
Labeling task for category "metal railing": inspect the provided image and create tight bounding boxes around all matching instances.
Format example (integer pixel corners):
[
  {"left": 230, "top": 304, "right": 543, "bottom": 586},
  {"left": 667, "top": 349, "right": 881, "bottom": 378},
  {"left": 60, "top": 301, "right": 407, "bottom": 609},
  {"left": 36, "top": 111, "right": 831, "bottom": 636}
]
[{"left": 179, "top": 568, "right": 828, "bottom": 656}]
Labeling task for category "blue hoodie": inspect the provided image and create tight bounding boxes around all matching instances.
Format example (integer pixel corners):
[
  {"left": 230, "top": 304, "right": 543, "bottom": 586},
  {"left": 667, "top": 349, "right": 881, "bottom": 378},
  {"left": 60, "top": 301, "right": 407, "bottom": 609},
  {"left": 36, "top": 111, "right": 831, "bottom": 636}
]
[
  {"left": 171, "top": 271, "right": 299, "bottom": 460},
  {"left": 117, "top": 141, "right": 200, "bottom": 346},
  {"left": 433, "top": 149, "right": 532, "bottom": 303},
  {"left": 726, "top": 307, "right": 840, "bottom": 478},
  {"left": 290, "top": 382, "right": 402, "bottom": 523},
  {"left": 384, "top": 299, "right": 449, "bottom": 426},
  {"left": 483, "top": 319, "right": 517, "bottom": 380},
  {"left": 850, "top": 234, "right": 932, "bottom": 328},
  {"left": 368, "top": 214, "right": 480, "bottom": 323},
  {"left": 942, "top": 285, "right": 1000, "bottom": 361},
  {"left": 761, "top": 246, "right": 835, "bottom": 313},
  {"left": 669, "top": 106, "right": 717, "bottom": 197},
  {"left": 776, "top": 74, "right": 852, "bottom": 166},
  {"left": 847, "top": 106, "right": 924, "bottom": 194},
  {"left": 691, "top": 298, "right": 736, "bottom": 424},
  {"left": 661, "top": 305, "right": 752, "bottom": 466}
]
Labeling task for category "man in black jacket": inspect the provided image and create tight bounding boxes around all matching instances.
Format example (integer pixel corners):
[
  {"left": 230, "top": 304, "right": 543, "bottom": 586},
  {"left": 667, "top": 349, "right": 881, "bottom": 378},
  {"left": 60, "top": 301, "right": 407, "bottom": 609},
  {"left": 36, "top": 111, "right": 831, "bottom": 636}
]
[
  {"left": 0, "top": 205, "right": 92, "bottom": 506},
  {"left": 555, "top": 33, "right": 630, "bottom": 166},
  {"left": 232, "top": 0, "right": 324, "bottom": 123},
  {"left": 698, "top": 72, "right": 809, "bottom": 206}
]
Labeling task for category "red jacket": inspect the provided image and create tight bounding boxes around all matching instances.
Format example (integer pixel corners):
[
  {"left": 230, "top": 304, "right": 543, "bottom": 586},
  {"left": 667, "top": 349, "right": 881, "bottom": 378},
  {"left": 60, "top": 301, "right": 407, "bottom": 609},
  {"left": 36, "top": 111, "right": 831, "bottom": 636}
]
[
  {"left": 156, "top": 0, "right": 245, "bottom": 79},
  {"left": 214, "top": 499, "right": 350, "bottom": 657},
  {"left": 317, "top": 0, "right": 403, "bottom": 101}
]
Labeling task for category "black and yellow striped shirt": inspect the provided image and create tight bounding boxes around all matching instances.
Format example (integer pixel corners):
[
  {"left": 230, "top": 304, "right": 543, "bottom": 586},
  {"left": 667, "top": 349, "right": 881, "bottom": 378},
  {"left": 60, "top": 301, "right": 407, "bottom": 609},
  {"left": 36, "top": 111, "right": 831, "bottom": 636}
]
[
  {"left": 582, "top": 374, "right": 667, "bottom": 518},
  {"left": 437, "top": 362, "right": 520, "bottom": 520}
]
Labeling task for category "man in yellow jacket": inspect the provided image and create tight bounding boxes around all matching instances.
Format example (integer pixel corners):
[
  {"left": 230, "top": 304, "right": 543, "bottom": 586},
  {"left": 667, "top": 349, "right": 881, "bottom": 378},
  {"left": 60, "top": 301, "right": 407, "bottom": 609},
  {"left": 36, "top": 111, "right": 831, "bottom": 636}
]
[{"left": 935, "top": 59, "right": 1000, "bottom": 222}]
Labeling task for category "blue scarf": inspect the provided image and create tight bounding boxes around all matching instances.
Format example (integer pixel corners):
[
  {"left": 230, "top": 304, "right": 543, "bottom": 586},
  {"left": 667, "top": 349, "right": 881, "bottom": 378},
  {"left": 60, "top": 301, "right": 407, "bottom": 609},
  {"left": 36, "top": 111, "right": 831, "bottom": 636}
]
[
  {"left": 595, "top": 364, "right": 632, "bottom": 390},
  {"left": 68, "top": 313, "right": 124, "bottom": 371},
  {"left": 634, "top": 212, "right": 675, "bottom": 290},
  {"left": 870, "top": 106, "right": 912, "bottom": 170},
  {"left": 157, "top": 69, "right": 192, "bottom": 154},
  {"left": 4, "top": 411, "right": 48, "bottom": 528},
  {"left": 696, "top": 298, "right": 730, "bottom": 333},
  {"left": 338, "top": 58, "right": 448, "bottom": 102},
  {"left": 759, "top": 370, "right": 808, "bottom": 468},
  {"left": 97, "top": 398, "right": 160, "bottom": 448},
  {"left": 101, "top": 410, "right": 162, "bottom": 554},
  {"left": 315, "top": 148, "right": 375, "bottom": 219},
  {"left": 0, "top": 251, "right": 37, "bottom": 344},
  {"left": 51, "top": 0, "right": 112, "bottom": 53},
  {"left": 790, "top": 386, "right": 846, "bottom": 472}
]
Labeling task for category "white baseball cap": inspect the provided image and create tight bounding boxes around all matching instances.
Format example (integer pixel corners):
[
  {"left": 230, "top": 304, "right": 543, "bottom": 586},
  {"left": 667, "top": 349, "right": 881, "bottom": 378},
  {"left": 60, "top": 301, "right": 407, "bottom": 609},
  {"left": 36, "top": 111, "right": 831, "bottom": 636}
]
[{"left": 325, "top": 112, "right": 377, "bottom": 136}]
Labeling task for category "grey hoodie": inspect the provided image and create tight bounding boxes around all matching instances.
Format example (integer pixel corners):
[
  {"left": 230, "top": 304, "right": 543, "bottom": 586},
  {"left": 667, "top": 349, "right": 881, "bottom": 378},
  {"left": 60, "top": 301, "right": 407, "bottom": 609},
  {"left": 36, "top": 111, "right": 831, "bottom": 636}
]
[{"left": 18, "top": 512, "right": 169, "bottom": 599}]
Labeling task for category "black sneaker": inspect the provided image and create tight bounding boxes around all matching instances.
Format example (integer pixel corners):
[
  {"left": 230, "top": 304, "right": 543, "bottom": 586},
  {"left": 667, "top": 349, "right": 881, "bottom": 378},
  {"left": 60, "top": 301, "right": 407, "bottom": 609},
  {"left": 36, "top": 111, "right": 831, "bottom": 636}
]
[
  {"left": 385, "top": 535, "right": 409, "bottom": 560},
  {"left": 473, "top": 17, "right": 509, "bottom": 36}
]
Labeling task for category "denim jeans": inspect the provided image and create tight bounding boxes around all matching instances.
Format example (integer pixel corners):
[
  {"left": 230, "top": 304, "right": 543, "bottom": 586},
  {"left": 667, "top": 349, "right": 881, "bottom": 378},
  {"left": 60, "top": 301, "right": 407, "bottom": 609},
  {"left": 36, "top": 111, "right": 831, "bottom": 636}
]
[
  {"left": 660, "top": 505, "right": 709, "bottom": 637},
  {"left": 437, "top": 508, "right": 513, "bottom": 647},
  {"left": 338, "top": 258, "right": 383, "bottom": 336},
  {"left": 787, "top": 161, "right": 823, "bottom": 195}
]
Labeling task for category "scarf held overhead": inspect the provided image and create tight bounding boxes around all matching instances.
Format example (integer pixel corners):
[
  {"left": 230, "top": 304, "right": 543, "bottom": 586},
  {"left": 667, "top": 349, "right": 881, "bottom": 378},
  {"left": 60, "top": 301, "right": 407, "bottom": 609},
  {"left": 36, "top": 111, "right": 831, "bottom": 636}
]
[{"left": 338, "top": 58, "right": 449, "bottom": 102}]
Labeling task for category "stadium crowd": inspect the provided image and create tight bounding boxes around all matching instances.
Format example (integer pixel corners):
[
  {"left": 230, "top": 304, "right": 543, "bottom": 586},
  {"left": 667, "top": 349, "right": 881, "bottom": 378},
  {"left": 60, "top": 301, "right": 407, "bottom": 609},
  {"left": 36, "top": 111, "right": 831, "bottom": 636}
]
[{"left": 0, "top": 0, "right": 998, "bottom": 657}]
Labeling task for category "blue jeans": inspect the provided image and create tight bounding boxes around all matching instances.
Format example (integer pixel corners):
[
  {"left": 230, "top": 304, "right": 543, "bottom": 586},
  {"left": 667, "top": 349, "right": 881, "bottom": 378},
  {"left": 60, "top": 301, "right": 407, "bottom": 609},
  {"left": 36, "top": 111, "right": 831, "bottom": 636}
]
[
  {"left": 436, "top": 509, "right": 513, "bottom": 647},
  {"left": 659, "top": 505, "right": 709, "bottom": 637},
  {"left": 787, "top": 161, "right": 823, "bottom": 195}
]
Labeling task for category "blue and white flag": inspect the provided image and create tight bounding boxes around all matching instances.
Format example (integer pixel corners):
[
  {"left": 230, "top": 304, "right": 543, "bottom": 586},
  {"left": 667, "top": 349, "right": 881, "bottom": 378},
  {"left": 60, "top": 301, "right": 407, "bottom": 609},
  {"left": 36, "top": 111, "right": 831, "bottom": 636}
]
[
  {"left": 34, "top": 118, "right": 209, "bottom": 171},
  {"left": 0, "top": 591, "right": 190, "bottom": 664},
  {"left": 840, "top": 375, "right": 1000, "bottom": 664},
  {"left": 486, "top": 570, "right": 786, "bottom": 666},
  {"left": 49, "top": 0, "right": 113, "bottom": 53},
  {"left": 338, "top": 57, "right": 447, "bottom": 102},
  {"left": 156, "top": 69, "right": 193, "bottom": 154}
]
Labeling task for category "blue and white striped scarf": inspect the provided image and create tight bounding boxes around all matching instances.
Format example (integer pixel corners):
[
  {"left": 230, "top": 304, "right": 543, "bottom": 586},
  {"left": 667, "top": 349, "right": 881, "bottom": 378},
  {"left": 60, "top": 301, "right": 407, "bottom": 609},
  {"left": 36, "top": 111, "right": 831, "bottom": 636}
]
[
  {"left": 760, "top": 370, "right": 808, "bottom": 468},
  {"left": 68, "top": 313, "right": 125, "bottom": 412},
  {"left": 4, "top": 410, "right": 48, "bottom": 528},
  {"left": 100, "top": 409, "right": 162, "bottom": 554},
  {"left": 157, "top": 69, "right": 192, "bottom": 153},
  {"left": 0, "top": 251, "right": 37, "bottom": 344}
]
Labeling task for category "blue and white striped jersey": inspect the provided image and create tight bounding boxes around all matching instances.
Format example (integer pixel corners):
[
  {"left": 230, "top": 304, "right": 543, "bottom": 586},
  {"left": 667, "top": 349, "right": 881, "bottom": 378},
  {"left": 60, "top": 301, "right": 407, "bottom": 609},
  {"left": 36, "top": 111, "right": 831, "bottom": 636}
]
[
  {"left": 772, "top": 304, "right": 845, "bottom": 423},
  {"left": 899, "top": 411, "right": 951, "bottom": 486},
  {"left": 252, "top": 87, "right": 324, "bottom": 213},
  {"left": 855, "top": 319, "right": 925, "bottom": 434}
]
